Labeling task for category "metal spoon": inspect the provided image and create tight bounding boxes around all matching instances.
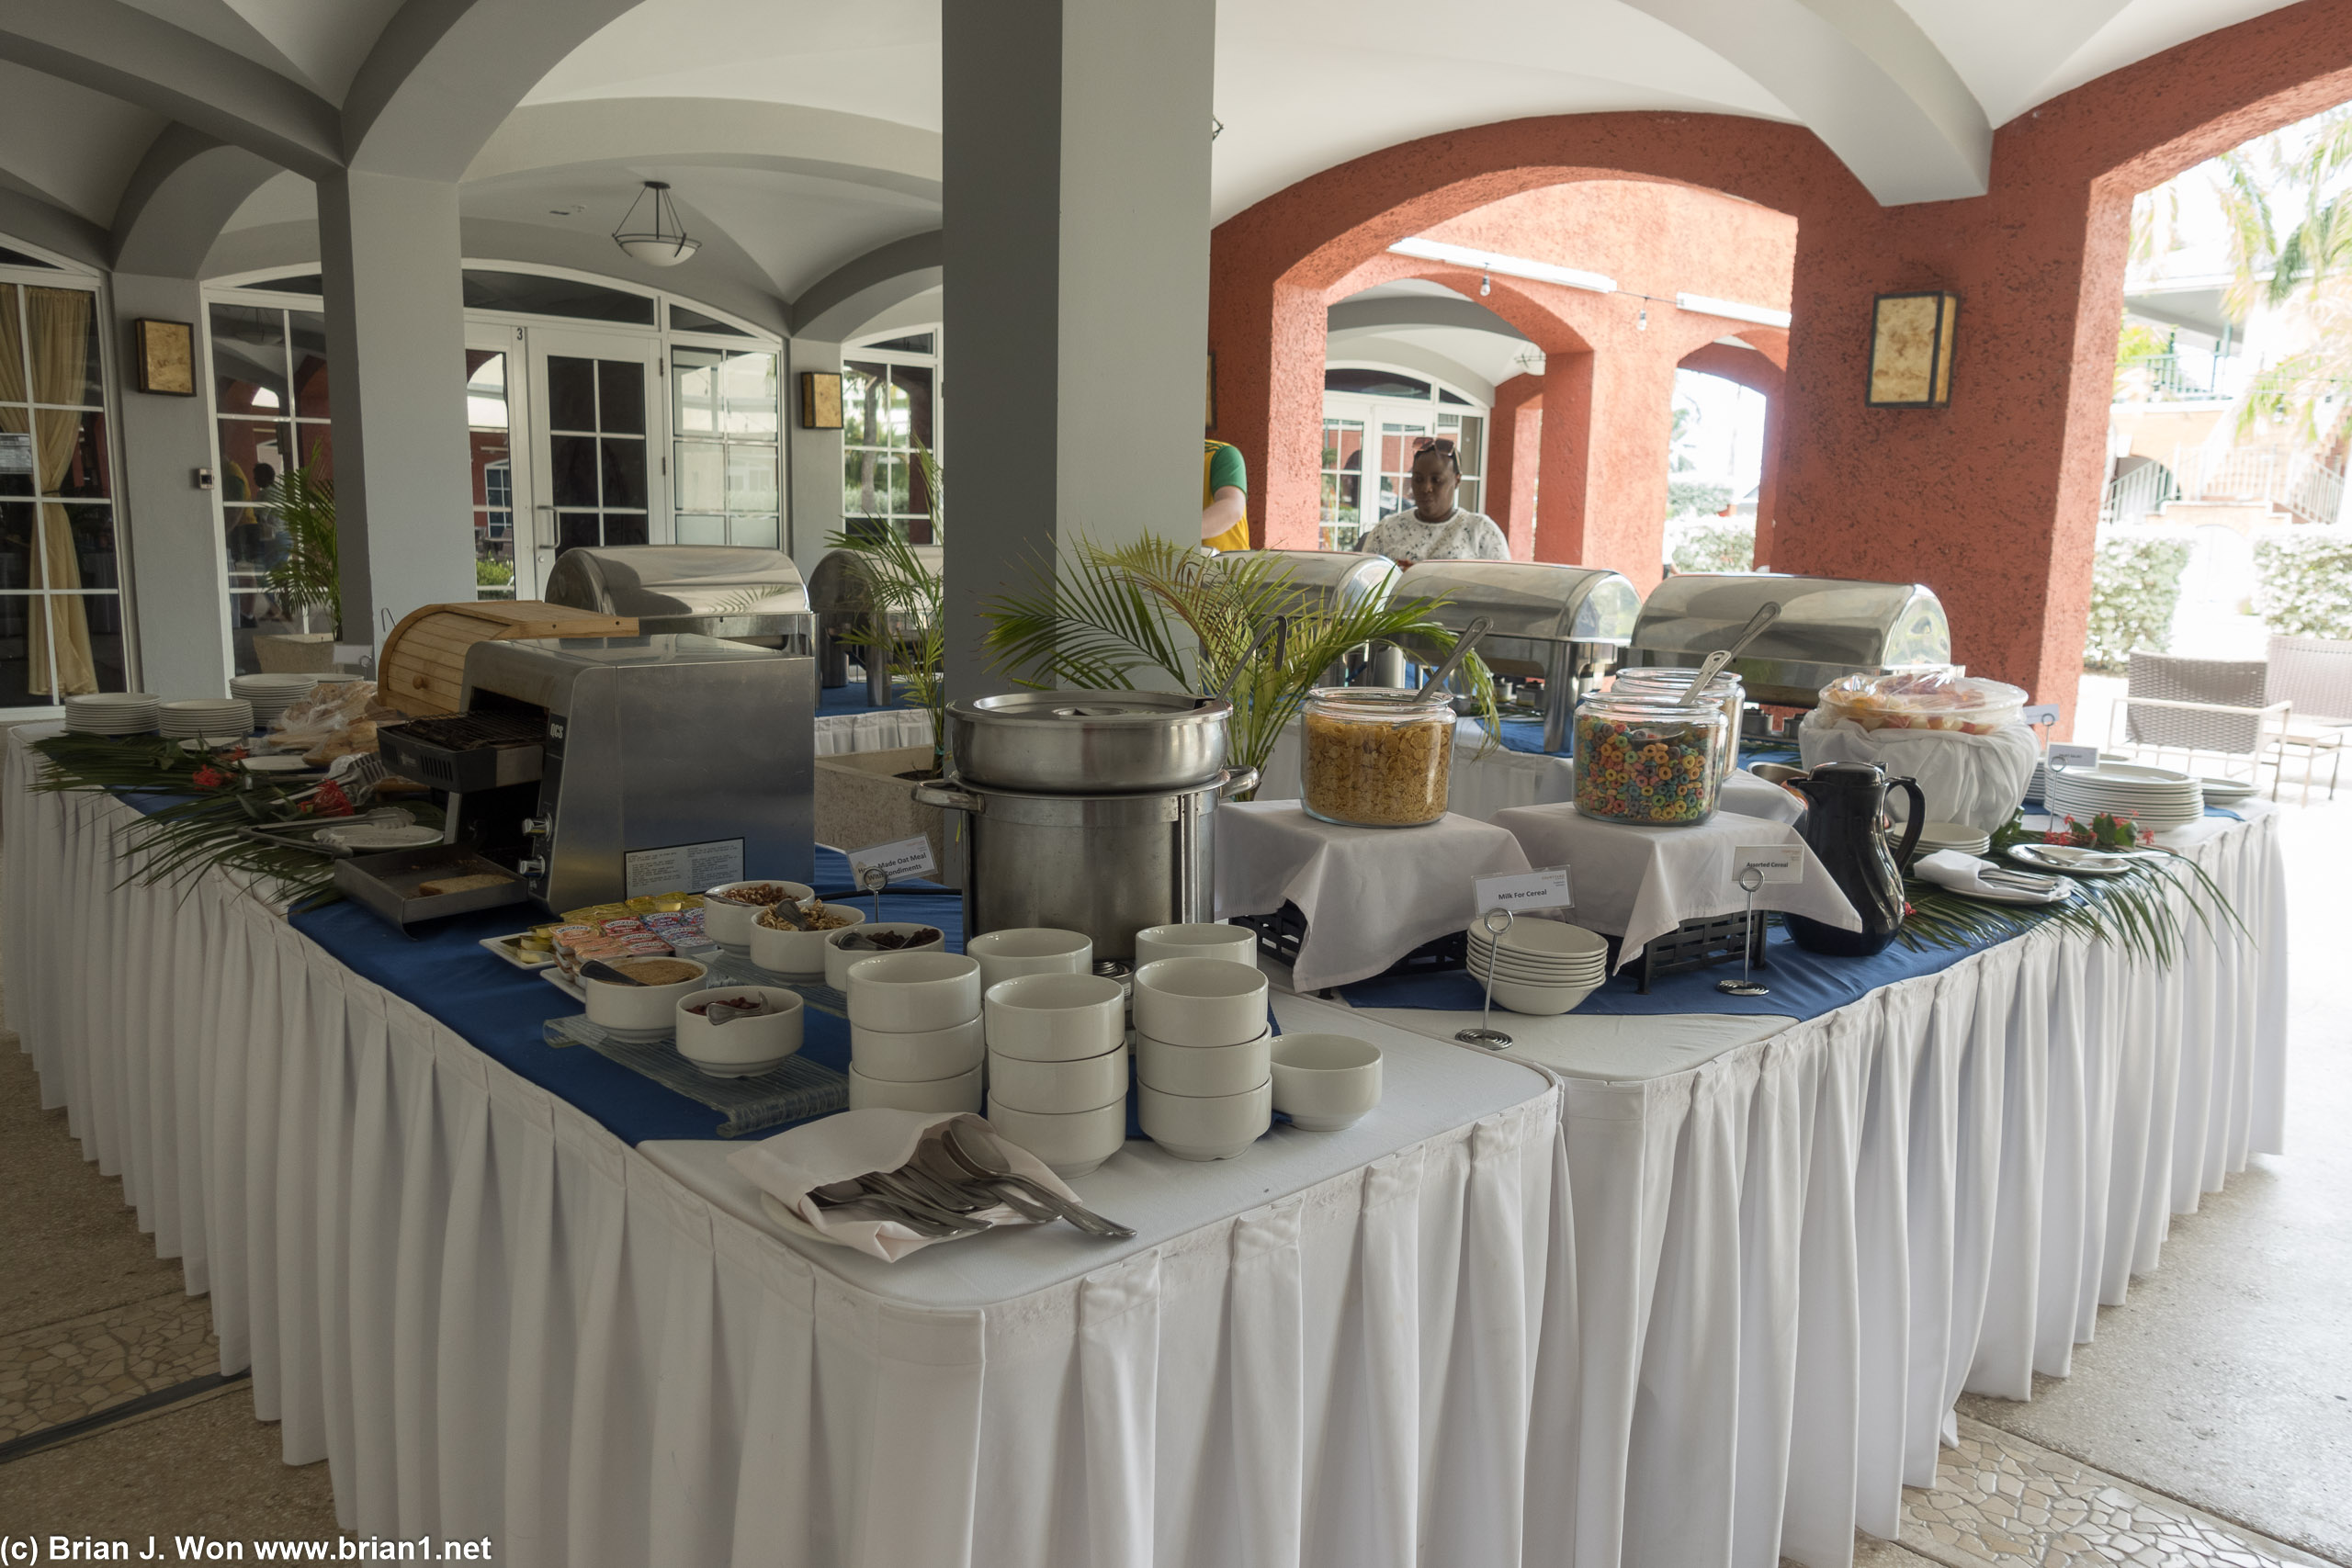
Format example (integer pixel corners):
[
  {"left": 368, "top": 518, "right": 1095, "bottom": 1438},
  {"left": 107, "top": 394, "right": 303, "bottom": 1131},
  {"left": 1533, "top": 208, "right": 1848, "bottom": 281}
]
[
  {"left": 912, "top": 1137, "right": 1057, "bottom": 1223},
  {"left": 944, "top": 1116, "right": 1135, "bottom": 1239},
  {"left": 808, "top": 1181, "right": 963, "bottom": 1237},
  {"left": 1219, "top": 615, "right": 1290, "bottom": 702},
  {"left": 1416, "top": 615, "right": 1492, "bottom": 697},
  {"left": 577, "top": 959, "right": 643, "bottom": 987},
  {"left": 857, "top": 1170, "right": 991, "bottom": 1233},
  {"left": 763, "top": 896, "right": 816, "bottom": 931},
  {"left": 1678, "top": 601, "right": 1781, "bottom": 708}
]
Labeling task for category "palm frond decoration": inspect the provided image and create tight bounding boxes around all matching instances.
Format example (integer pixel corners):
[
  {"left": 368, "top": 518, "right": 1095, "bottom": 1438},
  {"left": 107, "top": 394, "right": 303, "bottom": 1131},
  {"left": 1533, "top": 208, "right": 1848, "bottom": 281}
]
[
  {"left": 982, "top": 534, "right": 1498, "bottom": 792},
  {"left": 260, "top": 455, "right": 340, "bottom": 638},
  {"left": 31, "top": 733, "right": 438, "bottom": 909},
  {"left": 1901, "top": 846, "right": 2245, "bottom": 969}
]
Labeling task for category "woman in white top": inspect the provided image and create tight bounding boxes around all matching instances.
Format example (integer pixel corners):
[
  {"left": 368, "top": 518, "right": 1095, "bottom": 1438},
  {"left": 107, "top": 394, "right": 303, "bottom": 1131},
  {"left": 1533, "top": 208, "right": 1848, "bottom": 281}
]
[{"left": 1357, "top": 437, "right": 1510, "bottom": 565}]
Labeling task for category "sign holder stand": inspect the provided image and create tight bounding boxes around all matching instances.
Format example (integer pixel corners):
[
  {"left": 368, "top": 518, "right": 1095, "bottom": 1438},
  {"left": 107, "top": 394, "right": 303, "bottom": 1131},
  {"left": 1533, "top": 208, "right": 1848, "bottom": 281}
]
[
  {"left": 860, "top": 865, "right": 888, "bottom": 924},
  {"left": 1456, "top": 908, "right": 1517, "bottom": 1051},
  {"left": 1716, "top": 865, "right": 1770, "bottom": 997}
]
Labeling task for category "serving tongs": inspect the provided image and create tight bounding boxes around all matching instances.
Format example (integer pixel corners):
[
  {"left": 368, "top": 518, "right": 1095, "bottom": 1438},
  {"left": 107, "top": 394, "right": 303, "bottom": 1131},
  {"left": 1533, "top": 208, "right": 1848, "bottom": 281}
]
[{"left": 236, "top": 807, "right": 427, "bottom": 858}]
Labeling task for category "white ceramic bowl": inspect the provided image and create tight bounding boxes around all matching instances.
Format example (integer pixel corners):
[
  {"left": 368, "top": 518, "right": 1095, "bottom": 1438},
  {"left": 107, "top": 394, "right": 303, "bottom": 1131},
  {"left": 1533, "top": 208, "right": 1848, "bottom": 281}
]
[
  {"left": 983, "top": 972, "right": 1127, "bottom": 1062},
  {"left": 1132, "top": 921, "right": 1260, "bottom": 971},
  {"left": 847, "top": 1061, "right": 984, "bottom": 1114},
  {"left": 1139, "top": 1077, "right": 1272, "bottom": 1162},
  {"left": 850, "top": 1016, "right": 987, "bottom": 1082},
  {"left": 1135, "top": 1031, "right": 1271, "bottom": 1099},
  {"left": 823, "top": 921, "right": 946, "bottom": 991},
  {"left": 673, "top": 987, "right": 804, "bottom": 1077},
  {"left": 1269, "top": 1033, "right": 1382, "bottom": 1131},
  {"left": 581, "top": 956, "right": 709, "bottom": 1040},
  {"left": 1490, "top": 977, "right": 1599, "bottom": 1017},
  {"left": 748, "top": 904, "right": 866, "bottom": 976},
  {"left": 985, "top": 1100, "right": 1127, "bottom": 1179},
  {"left": 966, "top": 927, "right": 1092, "bottom": 990},
  {"left": 1131, "top": 957, "right": 1270, "bottom": 1048},
  {"left": 701, "top": 880, "right": 815, "bottom": 952},
  {"left": 1476, "top": 919, "right": 1611, "bottom": 963},
  {"left": 845, "top": 951, "right": 981, "bottom": 1032},
  {"left": 986, "top": 1043, "right": 1128, "bottom": 1113}
]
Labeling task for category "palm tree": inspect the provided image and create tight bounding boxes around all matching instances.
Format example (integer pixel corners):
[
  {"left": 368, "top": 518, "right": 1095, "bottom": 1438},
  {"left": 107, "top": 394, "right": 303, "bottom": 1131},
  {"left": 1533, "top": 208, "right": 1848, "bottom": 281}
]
[{"left": 2209, "top": 108, "right": 2352, "bottom": 446}]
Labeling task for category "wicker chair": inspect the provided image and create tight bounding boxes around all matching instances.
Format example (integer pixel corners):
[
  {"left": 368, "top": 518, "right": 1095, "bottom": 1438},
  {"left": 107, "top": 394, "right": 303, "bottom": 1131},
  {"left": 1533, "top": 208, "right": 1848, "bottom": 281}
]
[
  {"left": 2109, "top": 652, "right": 2290, "bottom": 784},
  {"left": 2263, "top": 634, "right": 2352, "bottom": 801}
]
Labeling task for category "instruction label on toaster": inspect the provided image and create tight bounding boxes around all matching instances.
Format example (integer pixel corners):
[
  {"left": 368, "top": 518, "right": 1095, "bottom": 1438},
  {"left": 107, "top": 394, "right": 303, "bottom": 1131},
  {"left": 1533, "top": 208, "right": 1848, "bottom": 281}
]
[{"left": 625, "top": 838, "right": 744, "bottom": 897}]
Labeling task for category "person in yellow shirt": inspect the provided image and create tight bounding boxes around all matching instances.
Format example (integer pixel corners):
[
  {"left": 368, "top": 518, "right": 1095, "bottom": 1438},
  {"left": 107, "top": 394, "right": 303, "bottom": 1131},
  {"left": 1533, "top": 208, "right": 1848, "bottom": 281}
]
[{"left": 1202, "top": 438, "right": 1249, "bottom": 550}]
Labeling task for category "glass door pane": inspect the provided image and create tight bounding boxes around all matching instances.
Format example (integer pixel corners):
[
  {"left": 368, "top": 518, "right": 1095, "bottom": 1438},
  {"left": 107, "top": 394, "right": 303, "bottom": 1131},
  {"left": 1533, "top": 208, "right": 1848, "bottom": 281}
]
[
  {"left": 525, "top": 329, "right": 659, "bottom": 588},
  {"left": 466, "top": 345, "right": 517, "bottom": 600},
  {"left": 1377, "top": 414, "right": 1433, "bottom": 524},
  {"left": 1320, "top": 418, "right": 1364, "bottom": 551}
]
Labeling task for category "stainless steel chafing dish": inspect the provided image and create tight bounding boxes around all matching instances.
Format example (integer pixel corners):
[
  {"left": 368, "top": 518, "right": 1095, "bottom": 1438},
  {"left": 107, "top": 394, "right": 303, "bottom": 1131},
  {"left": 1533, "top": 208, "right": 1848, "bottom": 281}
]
[
  {"left": 543, "top": 545, "right": 812, "bottom": 645},
  {"left": 808, "top": 544, "right": 945, "bottom": 704},
  {"left": 1624, "top": 572, "right": 1951, "bottom": 708},
  {"left": 1207, "top": 548, "right": 1399, "bottom": 616},
  {"left": 1388, "top": 559, "right": 1644, "bottom": 750}
]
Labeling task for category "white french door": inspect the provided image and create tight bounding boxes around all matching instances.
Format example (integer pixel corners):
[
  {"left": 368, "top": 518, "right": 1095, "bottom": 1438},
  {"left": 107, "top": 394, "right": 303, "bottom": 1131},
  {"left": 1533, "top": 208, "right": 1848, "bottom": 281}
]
[{"left": 521, "top": 326, "right": 662, "bottom": 595}]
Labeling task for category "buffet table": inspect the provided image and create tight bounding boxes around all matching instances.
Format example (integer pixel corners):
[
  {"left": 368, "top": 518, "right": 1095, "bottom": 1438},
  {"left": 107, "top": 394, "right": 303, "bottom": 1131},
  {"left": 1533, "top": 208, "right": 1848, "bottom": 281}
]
[
  {"left": 0, "top": 728, "right": 1559, "bottom": 1568},
  {"left": 1, "top": 722, "right": 2290, "bottom": 1568}
]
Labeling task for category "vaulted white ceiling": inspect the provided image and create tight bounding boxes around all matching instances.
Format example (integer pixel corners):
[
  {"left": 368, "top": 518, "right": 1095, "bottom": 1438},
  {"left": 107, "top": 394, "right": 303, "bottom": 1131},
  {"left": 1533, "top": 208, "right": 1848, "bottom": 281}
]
[{"left": 0, "top": 0, "right": 2317, "bottom": 331}]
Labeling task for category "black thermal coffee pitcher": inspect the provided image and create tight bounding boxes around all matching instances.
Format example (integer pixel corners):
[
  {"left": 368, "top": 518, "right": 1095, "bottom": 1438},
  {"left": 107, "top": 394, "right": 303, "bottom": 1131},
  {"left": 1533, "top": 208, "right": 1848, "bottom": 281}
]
[{"left": 1782, "top": 761, "right": 1927, "bottom": 957}]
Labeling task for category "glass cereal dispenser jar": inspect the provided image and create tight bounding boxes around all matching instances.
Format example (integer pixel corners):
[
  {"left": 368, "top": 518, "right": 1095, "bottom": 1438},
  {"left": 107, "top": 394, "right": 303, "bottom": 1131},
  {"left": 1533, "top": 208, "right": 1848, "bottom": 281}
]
[
  {"left": 1572, "top": 693, "right": 1730, "bottom": 826},
  {"left": 1301, "top": 687, "right": 1456, "bottom": 829}
]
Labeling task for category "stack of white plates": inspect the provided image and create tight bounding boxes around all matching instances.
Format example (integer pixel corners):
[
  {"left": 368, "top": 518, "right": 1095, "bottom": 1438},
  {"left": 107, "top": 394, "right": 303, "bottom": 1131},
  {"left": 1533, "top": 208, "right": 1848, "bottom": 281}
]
[
  {"left": 1912, "top": 820, "right": 1990, "bottom": 859},
  {"left": 232, "top": 673, "right": 323, "bottom": 727},
  {"left": 2028, "top": 749, "right": 2129, "bottom": 799},
  {"left": 1465, "top": 918, "right": 1609, "bottom": 1015},
  {"left": 157, "top": 697, "right": 254, "bottom": 740},
  {"left": 63, "top": 693, "right": 161, "bottom": 735},
  {"left": 2042, "top": 761, "right": 2204, "bottom": 831},
  {"left": 2197, "top": 775, "right": 2259, "bottom": 804}
]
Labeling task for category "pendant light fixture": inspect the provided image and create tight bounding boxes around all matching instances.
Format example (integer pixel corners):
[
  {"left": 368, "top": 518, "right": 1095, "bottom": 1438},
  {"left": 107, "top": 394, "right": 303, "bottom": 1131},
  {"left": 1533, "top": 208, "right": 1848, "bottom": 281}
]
[{"left": 611, "top": 180, "right": 700, "bottom": 267}]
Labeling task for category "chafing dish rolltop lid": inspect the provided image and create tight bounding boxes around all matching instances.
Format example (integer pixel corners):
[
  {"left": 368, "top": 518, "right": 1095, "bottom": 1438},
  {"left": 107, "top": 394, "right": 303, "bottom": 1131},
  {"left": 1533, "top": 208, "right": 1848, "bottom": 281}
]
[
  {"left": 1625, "top": 572, "right": 1951, "bottom": 706},
  {"left": 1205, "top": 549, "right": 1399, "bottom": 617},
  {"left": 1386, "top": 559, "right": 1642, "bottom": 676},
  {"left": 808, "top": 543, "right": 945, "bottom": 617},
  {"left": 807, "top": 543, "right": 944, "bottom": 695},
  {"left": 542, "top": 545, "right": 811, "bottom": 641}
]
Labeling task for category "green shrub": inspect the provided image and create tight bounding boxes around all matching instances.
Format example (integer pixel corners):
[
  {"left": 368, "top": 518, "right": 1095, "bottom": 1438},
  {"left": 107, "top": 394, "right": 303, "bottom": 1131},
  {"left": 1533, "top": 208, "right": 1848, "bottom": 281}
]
[
  {"left": 476, "top": 558, "right": 514, "bottom": 587},
  {"left": 2082, "top": 534, "right": 2190, "bottom": 671},
  {"left": 2253, "top": 529, "right": 2352, "bottom": 637},
  {"left": 1667, "top": 517, "right": 1755, "bottom": 574},
  {"left": 1667, "top": 479, "right": 1733, "bottom": 520}
]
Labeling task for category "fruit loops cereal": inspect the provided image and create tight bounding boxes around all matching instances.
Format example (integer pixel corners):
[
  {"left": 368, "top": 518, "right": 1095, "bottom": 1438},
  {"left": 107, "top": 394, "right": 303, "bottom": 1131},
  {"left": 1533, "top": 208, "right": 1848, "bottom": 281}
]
[{"left": 1572, "top": 703, "right": 1725, "bottom": 826}]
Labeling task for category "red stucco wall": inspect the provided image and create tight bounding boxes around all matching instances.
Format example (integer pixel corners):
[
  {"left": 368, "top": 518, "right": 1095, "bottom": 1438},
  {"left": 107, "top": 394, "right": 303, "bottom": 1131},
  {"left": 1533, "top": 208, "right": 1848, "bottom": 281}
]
[{"left": 1207, "top": 0, "right": 2352, "bottom": 725}]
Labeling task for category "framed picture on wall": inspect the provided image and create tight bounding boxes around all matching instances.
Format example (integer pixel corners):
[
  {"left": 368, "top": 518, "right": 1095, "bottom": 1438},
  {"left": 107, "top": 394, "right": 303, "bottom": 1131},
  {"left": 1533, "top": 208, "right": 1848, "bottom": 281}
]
[
  {"left": 798, "top": 370, "right": 843, "bottom": 429},
  {"left": 133, "top": 318, "right": 197, "bottom": 396},
  {"left": 1866, "top": 292, "right": 1959, "bottom": 407}
]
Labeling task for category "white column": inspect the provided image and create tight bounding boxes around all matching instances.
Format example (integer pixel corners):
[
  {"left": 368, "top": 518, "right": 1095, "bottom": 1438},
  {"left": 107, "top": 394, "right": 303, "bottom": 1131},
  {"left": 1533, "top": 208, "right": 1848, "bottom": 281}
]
[
  {"left": 111, "top": 273, "right": 235, "bottom": 696},
  {"left": 316, "top": 170, "right": 476, "bottom": 647},
  {"left": 940, "top": 0, "right": 1216, "bottom": 698}
]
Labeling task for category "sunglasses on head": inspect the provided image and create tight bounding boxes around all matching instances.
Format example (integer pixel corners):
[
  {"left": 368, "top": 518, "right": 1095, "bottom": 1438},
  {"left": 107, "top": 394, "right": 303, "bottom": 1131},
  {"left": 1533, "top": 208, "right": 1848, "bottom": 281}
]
[{"left": 1411, "top": 437, "right": 1457, "bottom": 456}]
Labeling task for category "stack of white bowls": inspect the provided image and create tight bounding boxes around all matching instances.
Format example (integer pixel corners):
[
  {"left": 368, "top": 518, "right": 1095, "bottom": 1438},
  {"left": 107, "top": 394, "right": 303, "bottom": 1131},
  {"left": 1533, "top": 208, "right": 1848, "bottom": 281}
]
[
  {"left": 232, "top": 673, "right": 323, "bottom": 728},
  {"left": 2042, "top": 761, "right": 2204, "bottom": 832},
  {"left": 845, "top": 952, "right": 985, "bottom": 1112},
  {"left": 1911, "top": 820, "right": 1991, "bottom": 862},
  {"left": 1132, "top": 958, "right": 1272, "bottom": 1160},
  {"left": 1133, "top": 921, "right": 1259, "bottom": 968},
  {"left": 63, "top": 693, "right": 161, "bottom": 735},
  {"left": 822, "top": 921, "right": 946, "bottom": 991},
  {"left": 1466, "top": 919, "right": 1608, "bottom": 1015},
  {"left": 158, "top": 697, "right": 254, "bottom": 740},
  {"left": 984, "top": 972, "right": 1130, "bottom": 1176},
  {"left": 967, "top": 926, "right": 1093, "bottom": 987}
]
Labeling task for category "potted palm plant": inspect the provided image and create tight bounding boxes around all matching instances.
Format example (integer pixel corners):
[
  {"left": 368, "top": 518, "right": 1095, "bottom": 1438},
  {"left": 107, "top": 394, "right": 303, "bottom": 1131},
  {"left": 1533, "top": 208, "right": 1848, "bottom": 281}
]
[
  {"left": 252, "top": 459, "right": 341, "bottom": 674},
  {"left": 983, "top": 534, "right": 1499, "bottom": 792}
]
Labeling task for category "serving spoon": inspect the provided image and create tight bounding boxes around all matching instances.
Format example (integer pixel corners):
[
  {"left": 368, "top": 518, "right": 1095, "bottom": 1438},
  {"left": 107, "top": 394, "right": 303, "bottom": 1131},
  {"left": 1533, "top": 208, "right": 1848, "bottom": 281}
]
[
  {"left": 1677, "top": 601, "right": 1781, "bottom": 707},
  {"left": 1417, "top": 615, "right": 1492, "bottom": 697},
  {"left": 944, "top": 1116, "right": 1135, "bottom": 1238}
]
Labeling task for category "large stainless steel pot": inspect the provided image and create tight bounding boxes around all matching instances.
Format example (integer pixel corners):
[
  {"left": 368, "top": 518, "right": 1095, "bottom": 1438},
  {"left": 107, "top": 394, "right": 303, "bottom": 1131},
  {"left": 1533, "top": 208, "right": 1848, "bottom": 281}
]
[
  {"left": 914, "top": 769, "right": 1258, "bottom": 959},
  {"left": 947, "top": 691, "right": 1232, "bottom": 793}
]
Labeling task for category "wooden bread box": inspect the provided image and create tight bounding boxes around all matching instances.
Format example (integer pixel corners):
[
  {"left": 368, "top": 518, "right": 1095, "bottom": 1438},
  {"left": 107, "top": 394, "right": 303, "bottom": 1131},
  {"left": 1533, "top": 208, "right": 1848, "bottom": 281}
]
[{"left": 378, "top": 600, "right": 635, "bottom": 716}]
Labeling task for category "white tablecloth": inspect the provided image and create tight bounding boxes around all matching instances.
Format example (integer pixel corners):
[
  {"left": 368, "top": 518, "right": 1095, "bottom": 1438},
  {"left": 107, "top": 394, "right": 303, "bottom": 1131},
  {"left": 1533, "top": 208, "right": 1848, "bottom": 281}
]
[
  {"left": 1331, "top": 803, "right": 2290, "bottom": 1567},
  {"left": 1492, "top": 801, "right": 1861, "bottom": 968},
  {"left": 0, "top": 728, "right": 1560, "bottom": 1568},
  {"left": 1215, "top": 801, "right": 1532, "bottom": 989}
]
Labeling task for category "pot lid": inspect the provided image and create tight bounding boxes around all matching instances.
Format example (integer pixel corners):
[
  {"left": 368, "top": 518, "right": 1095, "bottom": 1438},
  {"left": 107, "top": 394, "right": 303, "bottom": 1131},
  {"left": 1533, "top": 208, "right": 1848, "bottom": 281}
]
[{"left": 952, "top": 691, "right": 1227, "bottom": 725}]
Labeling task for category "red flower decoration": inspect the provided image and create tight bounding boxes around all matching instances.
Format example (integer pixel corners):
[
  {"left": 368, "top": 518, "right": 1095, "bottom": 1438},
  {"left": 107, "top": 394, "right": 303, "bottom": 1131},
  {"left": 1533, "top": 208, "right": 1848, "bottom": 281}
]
[
  {"left": 311, "top": 778, "right": 355, "bottom": 818},
  {"left": 190, "top": 765, "right": 228, "bottom": 789}
]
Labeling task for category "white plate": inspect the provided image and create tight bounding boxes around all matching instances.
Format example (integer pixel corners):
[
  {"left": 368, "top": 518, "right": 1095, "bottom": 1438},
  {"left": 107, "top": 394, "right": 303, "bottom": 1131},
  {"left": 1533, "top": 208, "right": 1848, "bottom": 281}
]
[
  {"left": 318, "top": 824, "right": 445, "bottom": 850},
  {"left": 479, "top": 932, "right": 557, "bottom": 971},
  {"left": 241, "top": 755, "right": 314, "bottom": 773},
  {"left": 2007, "top": 843, "right": 2132, "bottom": 876},
  {"left": 2196, "top": 777, "right": 2257, "bottom": 801}
]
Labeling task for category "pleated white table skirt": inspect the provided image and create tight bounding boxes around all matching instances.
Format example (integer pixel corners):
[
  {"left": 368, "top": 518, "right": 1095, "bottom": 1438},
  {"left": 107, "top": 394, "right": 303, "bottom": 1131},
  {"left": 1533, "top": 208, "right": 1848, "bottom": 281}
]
[
  {"left": 0, "top": 735, "right": 1562, "bottom": 1568},
  {"left": 1370, "top": 805, "right": 2289, "bottom": 1568}
]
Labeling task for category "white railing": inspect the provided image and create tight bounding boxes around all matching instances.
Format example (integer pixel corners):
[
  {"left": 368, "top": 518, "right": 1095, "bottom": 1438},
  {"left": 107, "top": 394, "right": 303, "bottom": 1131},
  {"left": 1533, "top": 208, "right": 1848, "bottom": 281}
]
[
  {"left": 2159, "top": 444, "right": 2349, "bottom": 525},
  {"left": 2100, "top": 461, "right": 2177, "bottom": 525}
]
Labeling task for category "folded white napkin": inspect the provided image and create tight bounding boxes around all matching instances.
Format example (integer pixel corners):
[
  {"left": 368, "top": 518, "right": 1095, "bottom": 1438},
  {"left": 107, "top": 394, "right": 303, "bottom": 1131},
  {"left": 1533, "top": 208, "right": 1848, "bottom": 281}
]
[
  {"left": 728, "top": 1108, "right": 1084, "bottom": 1263},
  {"left": 1909, "top": 849, "right": 2061, "bottom": 900}
]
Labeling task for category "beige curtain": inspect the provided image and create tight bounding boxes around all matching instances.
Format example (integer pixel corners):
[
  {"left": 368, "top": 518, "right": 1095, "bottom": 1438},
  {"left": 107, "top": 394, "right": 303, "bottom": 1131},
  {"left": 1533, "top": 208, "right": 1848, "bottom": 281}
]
[{"left": 17, "top": 288, "right": 96, "bottom": 695}]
